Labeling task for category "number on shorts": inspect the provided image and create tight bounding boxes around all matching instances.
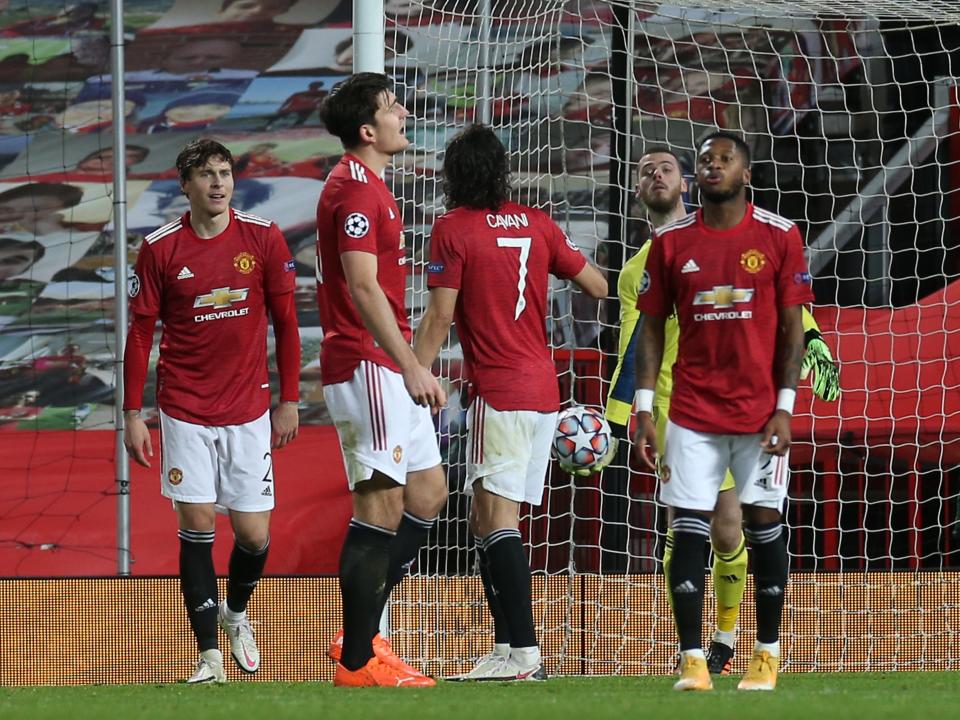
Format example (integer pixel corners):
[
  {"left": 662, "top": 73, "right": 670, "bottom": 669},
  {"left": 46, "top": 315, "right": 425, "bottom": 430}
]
[
  {"left": 496, "top": 236, "right": 531, "bottom": 320},
  {"left": 262, "top": 451, "right": 273, "bottom": 483}
]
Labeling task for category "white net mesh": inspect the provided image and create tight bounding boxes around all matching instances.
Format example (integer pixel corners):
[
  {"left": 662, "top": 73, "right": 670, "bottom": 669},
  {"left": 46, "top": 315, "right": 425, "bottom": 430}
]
[{"left": 389, "top": 0, "right": 960, "bottom": 675}]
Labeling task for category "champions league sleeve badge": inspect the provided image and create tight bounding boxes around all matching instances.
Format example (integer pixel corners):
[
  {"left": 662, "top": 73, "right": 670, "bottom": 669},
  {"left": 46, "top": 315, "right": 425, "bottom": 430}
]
[{"left": 344, "top": 212, "right": 370, "bottom": 238}]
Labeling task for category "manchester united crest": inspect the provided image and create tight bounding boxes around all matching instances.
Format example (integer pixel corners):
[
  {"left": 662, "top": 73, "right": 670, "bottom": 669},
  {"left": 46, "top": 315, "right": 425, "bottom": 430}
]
[
  {"left": 168, "top": 468, "right": 183, "bottom": 485},
  {"left": 740, "top": 249, "right": 766, "bottom": 274},
  {"left": 233, "top": 251, "right": 257, "bottom": 274}
]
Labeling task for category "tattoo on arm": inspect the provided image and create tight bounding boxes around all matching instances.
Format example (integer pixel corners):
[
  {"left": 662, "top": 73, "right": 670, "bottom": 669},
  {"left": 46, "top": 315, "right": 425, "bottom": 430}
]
[
  {"left": 776, "top": 305, "right": 805, "bottom": 389},
  {"left": 635, "top": 314, "right": 665, "bottom": 390}
]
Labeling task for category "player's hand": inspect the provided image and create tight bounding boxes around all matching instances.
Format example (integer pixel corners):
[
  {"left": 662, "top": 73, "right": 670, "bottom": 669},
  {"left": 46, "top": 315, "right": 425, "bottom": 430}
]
[
  {"left": 631, "top": 412, "right": 658, "bottom": 471},
  {"left": 801, "top": 330, "right": 840, "bottom": 402},
  {"left": 760, "top": 410, "right": 791, "bottom": 456},
  {"left": 403, "top": 364, "right": 447, "bottom": 414},
  {"left": 271, "top": 402, "right": 299, "bottom": 449},
  {"left": 566, "top": 436, "right": 619, "bottom": 477},
  {"left": 123, "top": 412, "right": 153, "bottom": 468}
]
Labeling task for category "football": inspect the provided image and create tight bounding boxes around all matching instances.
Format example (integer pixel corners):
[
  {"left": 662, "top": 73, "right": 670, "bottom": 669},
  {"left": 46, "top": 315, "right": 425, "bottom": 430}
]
[{"left": 552, "top": 406, "right": 615, "bottom": 474}]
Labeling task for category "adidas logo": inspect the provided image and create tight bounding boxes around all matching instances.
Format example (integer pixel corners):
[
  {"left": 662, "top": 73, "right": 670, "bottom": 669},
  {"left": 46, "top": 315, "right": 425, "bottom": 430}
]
[
  {"left": 672, "top": 580, "right": 698, "bottom": 594},
  {"left": 194, "top": 598, "right": 216, "bottom": 612},
  {"left": 681, "top": 259, "right": 700, "bottom": 274},
  {"left": 177, "top": 266, "right": 194, "bottom": 280},
  {"left": 758, "top": 585, "right": 783, "bottom": 596},
  {"left": 261, "top": 486, "right": 272, "bottom": 496}
]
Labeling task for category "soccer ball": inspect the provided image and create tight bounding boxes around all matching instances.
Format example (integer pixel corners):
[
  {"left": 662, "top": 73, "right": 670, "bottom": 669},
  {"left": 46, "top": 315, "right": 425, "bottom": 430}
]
[{"left": 552, "top": 406, "right": 615, "bottom": 474}]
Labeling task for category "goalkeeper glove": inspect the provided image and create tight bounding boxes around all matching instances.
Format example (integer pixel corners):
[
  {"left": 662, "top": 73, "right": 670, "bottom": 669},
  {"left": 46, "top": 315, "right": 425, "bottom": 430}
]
[
  {"left": 562, "top": 436, "right": 619, "bottom": 477},
  {"left": 800, "top": 329, "right": 840, "bottom": 402}
]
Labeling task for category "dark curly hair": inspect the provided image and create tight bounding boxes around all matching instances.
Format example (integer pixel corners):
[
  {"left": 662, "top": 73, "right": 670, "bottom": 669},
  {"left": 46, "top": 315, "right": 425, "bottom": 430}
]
[
  {"left": 175, "top": 138, "right": 234, "bottom": 183},
  {"left": 442, "top": 124, "right": 511, "bottom": 211},
  {"left": 319, "top": 72, "right": 393, "bottom": 150}
]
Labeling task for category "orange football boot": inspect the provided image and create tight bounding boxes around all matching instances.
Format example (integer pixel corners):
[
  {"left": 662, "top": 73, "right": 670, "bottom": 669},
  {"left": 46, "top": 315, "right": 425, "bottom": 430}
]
[
  {"left": 333, "top": 656, "right": 436, "bottom": 688},
  {"left": 328, "top": 629, "right": 434, "bottom": 683}
]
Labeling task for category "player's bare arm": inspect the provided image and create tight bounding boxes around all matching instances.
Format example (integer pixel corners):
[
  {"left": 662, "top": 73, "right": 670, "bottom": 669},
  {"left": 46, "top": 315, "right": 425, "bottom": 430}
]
[
  {"left": 761, "top": 303, "right": 805, "bottom": 455},
  {"left": 342, "top": 250, "right": 447, "bottom": 411},
  {"left": 570, "top": 262, "right": 608, "bottom": 298},
  {"left": 413, "top": 287, "right": 459, "bottom": 368},
  {"left": 632, "top": 313, "right": 666, "bottom": 470}
]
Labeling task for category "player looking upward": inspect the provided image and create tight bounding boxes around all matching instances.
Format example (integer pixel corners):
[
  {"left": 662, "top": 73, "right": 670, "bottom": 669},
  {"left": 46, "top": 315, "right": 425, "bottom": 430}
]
[
  {"left": 606, "top": 148, "right": 839, "bottom": 675},
  {"left": 414, "top": 124, "right": 607, "bottom": 681},
  {"left": 316, "top": 72, "right": 447, "bottom": 688},
  {"left": 633, "top": 132, "right": 815, "bottom": 692},
  {"left": 123, "top": 138, "right": 301, "bottom": 684}
]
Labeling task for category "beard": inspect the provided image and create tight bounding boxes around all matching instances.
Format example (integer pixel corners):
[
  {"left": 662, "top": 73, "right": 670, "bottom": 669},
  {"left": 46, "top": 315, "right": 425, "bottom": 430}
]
[
  {"left": 643, "top": 192, "right": 679, "bottom": 214},
  {"left": 699, "top": 182, "right": 743, "bottom": 204}
]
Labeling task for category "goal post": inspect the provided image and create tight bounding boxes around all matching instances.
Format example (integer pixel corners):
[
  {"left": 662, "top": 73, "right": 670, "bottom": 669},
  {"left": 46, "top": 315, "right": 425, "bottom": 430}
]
[{"left": 387, "top": 0, "right": 960, "bottom": 675}]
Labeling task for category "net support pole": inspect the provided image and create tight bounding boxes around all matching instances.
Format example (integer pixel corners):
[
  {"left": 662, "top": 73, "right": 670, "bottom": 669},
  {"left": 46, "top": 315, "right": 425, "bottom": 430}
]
[
  {"left": 111, "top": 0, "right": 131, "bottom": 576},
  {"left": 354, "top": 0, "right": 385, "bottom": 74},
  {"left": 476, "top": 0, "right": 493, "bottom": 125},
  {"left": 599, "top": 2, "right": 635, "bottom": 574}
]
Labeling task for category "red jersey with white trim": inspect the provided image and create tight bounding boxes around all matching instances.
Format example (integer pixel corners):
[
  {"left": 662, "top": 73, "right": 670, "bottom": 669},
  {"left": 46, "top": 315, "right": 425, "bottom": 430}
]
[
  {"left": 315, "top": 154, "right": 408, "bottom": 385},
  {"left": 636, "top": 203, "right": 814, "bottom": 434},
  {"left": 428, "top": 201, "right": 587, "bottom": 411},
  {"left": 129, "top": 208, "right": 296, "bottom": 426}
]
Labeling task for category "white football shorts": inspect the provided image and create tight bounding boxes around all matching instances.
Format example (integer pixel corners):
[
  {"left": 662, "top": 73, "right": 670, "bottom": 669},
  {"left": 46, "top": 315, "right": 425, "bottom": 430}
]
[
  {"left": 323, "top": 360, "right": 442, "bottom": 489},
  {"left": 465, "top": 396, "right": 557, "bottom": 506},
  {"left": 159, "top": 408, "right": 274, "bottom": 512},
  {"left": 659, "top": 419, "right": 789, "bottom": 513}
]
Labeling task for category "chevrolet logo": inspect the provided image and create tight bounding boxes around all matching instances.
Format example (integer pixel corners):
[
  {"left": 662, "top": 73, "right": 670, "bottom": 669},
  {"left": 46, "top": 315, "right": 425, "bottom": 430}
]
[
  {"left": 193, "top": 287, "right": 249, "bottom": 309},
  {"left": 692, "top": 286, "right": 754, "bottom": 308}
]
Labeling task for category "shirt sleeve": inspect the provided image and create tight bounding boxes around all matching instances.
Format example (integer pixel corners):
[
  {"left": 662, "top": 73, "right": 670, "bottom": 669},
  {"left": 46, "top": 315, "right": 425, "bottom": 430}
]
[
  {"left": 263, "top": 224, "right": 296, "bottom": 297},
  {"left": 129, "top": 240, "right": 163, "bottom": 317},
  {"left": 547, "top": 216, "right": 588, "bottom": 280},
  {"left": 777, "top": 225, "right": 816, "bottom": 307},
  {"left": 122, "top": 312, "right": 156, "bottom": 411},
  {"left": 333, "top": 186, "right": 382, "bottom": 256},
  {"left": 426, "top": 216, "right": 464, "bottom": 290},
  {"left": 635, "top": 233, "right": 672, "bottom": 317},
  {"left": 268, "top": 291, "right": 301, "bottom": 403}
]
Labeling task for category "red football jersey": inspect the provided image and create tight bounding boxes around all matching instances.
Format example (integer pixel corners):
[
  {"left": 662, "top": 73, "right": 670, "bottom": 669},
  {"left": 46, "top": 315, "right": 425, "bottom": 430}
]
[
  {"left": 130, "top": 208, "right": 296, "bottom": 426},
  {"left": 316, "top": 154, "right": 409, "bottom": 385},
  {"left": 428, "top": 201, "right": 587, "bottom": 411},
  {"left": 637, "top": 203, "right": 814, "bottom": 434}
]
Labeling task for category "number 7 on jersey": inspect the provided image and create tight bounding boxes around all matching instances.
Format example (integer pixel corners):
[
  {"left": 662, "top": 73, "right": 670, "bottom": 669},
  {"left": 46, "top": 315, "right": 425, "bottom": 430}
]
[{"left": 497, "top": 236, "right": 531, "bottom": 320}]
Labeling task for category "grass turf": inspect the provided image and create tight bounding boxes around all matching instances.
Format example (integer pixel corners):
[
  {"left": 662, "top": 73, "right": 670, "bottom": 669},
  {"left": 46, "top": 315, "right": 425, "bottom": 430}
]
[{"left": 2, "top": 673, "right": 957, "bottom": 720}]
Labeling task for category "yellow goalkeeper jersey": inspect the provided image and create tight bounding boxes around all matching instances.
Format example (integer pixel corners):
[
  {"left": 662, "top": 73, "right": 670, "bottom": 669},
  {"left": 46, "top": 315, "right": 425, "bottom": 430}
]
[
  {"left": 604, "top": 238, "right": 823, "bottom": 427},
  {"left": 605, "top": 239, "right": 679, "bottom": 427}
]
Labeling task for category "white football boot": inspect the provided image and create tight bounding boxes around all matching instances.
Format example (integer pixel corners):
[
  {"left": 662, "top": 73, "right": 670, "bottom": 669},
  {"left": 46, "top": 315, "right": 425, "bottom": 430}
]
[
  {"left": 186, "top": 648, "right": 227, "bottom": 684},
  {"left": 218, "top": 602, "right": 260, "bottom": 673},
  {"left": 447, "top": 651, "right": 509, "bottom": 681}
]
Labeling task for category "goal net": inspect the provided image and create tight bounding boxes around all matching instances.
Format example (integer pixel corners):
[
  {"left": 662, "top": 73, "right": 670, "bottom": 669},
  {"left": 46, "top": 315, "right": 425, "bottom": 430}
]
[{"left": 388, "top": 0, "right": 960, "bottom": 675}]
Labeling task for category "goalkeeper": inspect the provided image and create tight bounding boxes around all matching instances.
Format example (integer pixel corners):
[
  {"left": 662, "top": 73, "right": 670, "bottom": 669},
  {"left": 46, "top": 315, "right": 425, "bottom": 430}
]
[{"left": 605, "top": 148, "right": 839, "bottom": 675}]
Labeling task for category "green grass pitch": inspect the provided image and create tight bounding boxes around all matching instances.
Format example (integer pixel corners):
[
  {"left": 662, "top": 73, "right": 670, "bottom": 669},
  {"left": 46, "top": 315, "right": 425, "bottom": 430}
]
[{"left": 2, "top": 674, "right": 957, "bottom": 720}]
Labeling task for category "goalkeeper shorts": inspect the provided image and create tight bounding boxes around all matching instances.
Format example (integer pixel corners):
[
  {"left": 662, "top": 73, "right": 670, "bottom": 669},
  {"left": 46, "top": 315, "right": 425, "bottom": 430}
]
[
  {"left": 465, "top": 396, "right": 557, "bottom": 506},
  {"left": 159, "top": 408, "right": 273, "bottom": 512},
  {"left": 323, "top": 360, "right": 442, "bottom": 489},
  {"left": 659, "top": 419, "right": 789, "bottom": 513}
]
